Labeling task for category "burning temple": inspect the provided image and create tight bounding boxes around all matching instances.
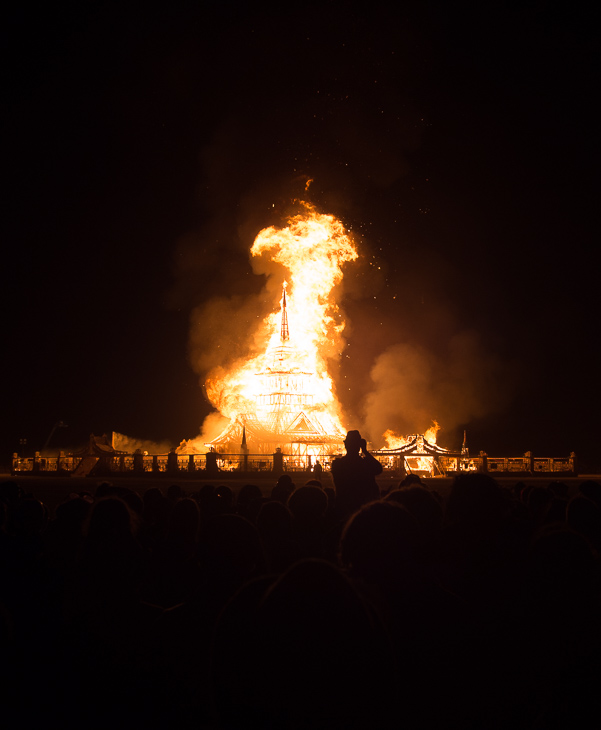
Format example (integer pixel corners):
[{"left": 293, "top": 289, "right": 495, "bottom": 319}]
[
  {"left": 374, "top": 430, "right": 468, "bottom": 477},
  {"left": 207, "top": 284, "right": 345, "bottom": 465},
  {"left": 9, "top": 198, "right": 580, "bottom": 478}
]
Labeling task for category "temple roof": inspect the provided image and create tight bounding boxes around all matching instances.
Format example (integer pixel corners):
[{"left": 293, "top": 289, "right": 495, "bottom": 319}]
[
  {"left": 376, "top": 434, "right": 456, "bottom": 456},
  {"left": 73, "top": 433, "right": 127, "bottom": 456},
  {"left": 209, "top": 412, "right": 344, "bottom": 447}
]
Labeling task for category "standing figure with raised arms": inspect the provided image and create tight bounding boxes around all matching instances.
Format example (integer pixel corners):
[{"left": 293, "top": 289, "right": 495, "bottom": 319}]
[{"left": 331, "top": 430, "right": 382, "bottom": 518}]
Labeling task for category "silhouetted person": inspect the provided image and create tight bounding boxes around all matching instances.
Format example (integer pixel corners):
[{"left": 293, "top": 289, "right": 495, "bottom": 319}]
[
  {"left": 287, "top": 485, "right": 329, "bottom": 560},
  {"left": 215, "top": 485, "right": 234, "bottom": 514},
  {"left": 304, "top": 478, "right": 322, "bottom": 488},
  {"left": 567, "top": 495, "right": 601, "bottom": 553},
  {"left": 205, "top": 448, "right": 219, "bottom": 477},
  {"left": 271, "top": 473, "right": 295, "bottom": 504},
  {"left": 256, "top": 500, "right": 301, "bottom": 573},
  {"left": 385, "top": 486, "right": 443, "bottom": 567},
  {"left": 213, "top": 559, "right": 395, "bottom": 728},
  {"left": 167, "top": 483, "right": 185, "bottom": 503},
  {"left": 236, "top": 483, "right": 263, "bottom": 522},
  {"left": 399, "top": 473, "right": 424, "bottom": 488},
  {"left": 578, "top": 479, "right": 601, "bottom": 509},
  {"left": 139, "top": 487, "right": 170, "bottom": 551},
  {"left": 331, "top": 430, "right": 381, "bottom": 518},
  {"left": 196, "top": 483, "right": 217, "bottom": 524},
  {"left": 517, "top": 523, "right": 601, "bottom": 727},
  {"left": 202, "top": 513, "right": 265, "bottom": 616},
  {"left": 43, "top": 495, "right": 91, "bottom": 580},
  {"left": 443, "top": 473, "right": 513, "bottom": 604},
  {"left": 95, "top": 483, "right": 143, "bottom": 515},
  {"left": 167, "top": 447, "right": 179, "bottom": 475},
  {"left": 152, "top": 497, "right": 202, "bottom": 607}
]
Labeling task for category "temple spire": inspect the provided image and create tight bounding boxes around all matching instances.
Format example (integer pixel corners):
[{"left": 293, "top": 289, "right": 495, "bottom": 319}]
[
  {"left": 461, "top": 430, "right": 469, "bottom": 456},
  {"left": 280, "top": 282, "right": 289, "bottom": 342}
]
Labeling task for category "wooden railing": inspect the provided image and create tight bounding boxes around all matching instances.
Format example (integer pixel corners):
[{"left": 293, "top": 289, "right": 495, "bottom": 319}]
[
  {"left": 12, "top": 450, "right": 577, "bottom": 477},
  {"left": 12, "top": 451, "right": 293, "bottom": 475}
]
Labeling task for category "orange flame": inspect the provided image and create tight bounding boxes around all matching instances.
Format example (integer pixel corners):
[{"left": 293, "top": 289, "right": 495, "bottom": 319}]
[
  {"left": 204, "top": 202, "right": 357, "bottom": 436},
  {"left": 424, "top": 420, "right": 440, "bottom": 444},
  {"left": 382, "top": 429, "right": 409, "bottom": 449},
  {"left": 383, "top": 420, "right": 440, "bottom": 449}
]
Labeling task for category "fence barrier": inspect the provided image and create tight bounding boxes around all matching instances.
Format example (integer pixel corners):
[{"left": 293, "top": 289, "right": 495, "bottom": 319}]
[{"left": 12, "top": 450, "right": 577, "bottom": 477}]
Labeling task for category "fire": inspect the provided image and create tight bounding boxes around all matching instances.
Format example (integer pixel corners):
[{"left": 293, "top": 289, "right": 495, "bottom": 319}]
[
  {"left": 383, "top": 420, "right": 440, "bottom": 450},
  {"left": 204, "top": 202, "right": 357, "bottom": 446},
  {"left": 382, "top": 429, "right": 409, "bottom": 450},
  {"left": 382, "top": 421, "right": 441, "bottom": 474},
  {"left": 424, "top": 420, "right": 440, "bottom": 444}
]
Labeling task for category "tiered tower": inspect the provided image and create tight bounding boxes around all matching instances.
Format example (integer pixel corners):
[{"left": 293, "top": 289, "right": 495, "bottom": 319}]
[{"left": 208, "top": 283, "right": 345, "bottom": 464}]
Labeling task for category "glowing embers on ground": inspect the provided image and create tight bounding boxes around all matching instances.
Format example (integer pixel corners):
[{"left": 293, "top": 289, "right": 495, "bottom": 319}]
[{"left": 206, "top": 203, "right": 357, "bottom": 461}]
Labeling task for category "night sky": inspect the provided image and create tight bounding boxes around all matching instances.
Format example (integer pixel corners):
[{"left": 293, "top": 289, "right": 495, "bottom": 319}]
[{"left": 3, "top": 4, "right": 599, "bottom": 470}]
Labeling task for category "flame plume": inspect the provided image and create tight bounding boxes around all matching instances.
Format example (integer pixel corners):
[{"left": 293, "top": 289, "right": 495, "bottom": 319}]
[
  {"left": 383, "top": 420, "right": 440, "bottom": 450},
  {"left": 204, "top": 202, "right": 357, "bottom": 448}
]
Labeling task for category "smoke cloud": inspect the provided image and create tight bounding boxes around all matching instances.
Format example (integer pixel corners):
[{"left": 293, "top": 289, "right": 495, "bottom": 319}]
[
  {"left": 177, "top": 411, "right": 230, "bottom": 454},
  {"left": 182, "top": 291, "right": 270, "bottom": 446},
  {"left": 188, "top": 293, "right": 271, "bottom": 375},
  {"left": 112, "top": 432, "right": 175, "bottom": 454},
  {"left": 362, "top": 331, "right": 516, "bottom": 447}
]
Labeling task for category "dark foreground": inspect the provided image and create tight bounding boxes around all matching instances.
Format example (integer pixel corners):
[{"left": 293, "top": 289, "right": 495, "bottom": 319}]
[
  {"left": 5, "top": 471, "right": 598, "bottom": 519},
  {"left": 1, "top": 471, "right": 600, "bottom": 729}
]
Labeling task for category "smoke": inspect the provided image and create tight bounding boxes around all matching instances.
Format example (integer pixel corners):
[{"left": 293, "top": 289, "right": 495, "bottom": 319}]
[
  {"left": 188, "top": 293, "right": 271, "bottom": 375},
  {"left": 182, "top": 292, "right": 270, "bottom": 445},
  {"left": 156, "top": 13, "right": 431, "bottom": 447},
  {"left": 177, "top": 411, "right": 230, "bottom": 453},
  {"left": 362, "top": 331, "right": 516, "bottom": 447},
  {"left": 112, "top": 432, "right": 175, "bottom": 454}
]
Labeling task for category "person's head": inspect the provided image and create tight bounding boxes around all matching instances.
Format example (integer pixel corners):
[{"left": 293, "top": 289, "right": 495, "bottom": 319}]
[
  {"left": 344, "top": 430, "right": 362, "bottom": 454},
  {"left": 339, "top": 501, "right": 420, "bottom": 585},
  {"left": 305, "top": 478, "right": 323, "bottom": 489},
  {"left": 85, "top": 497, "right": 135, "bottom": 542},
  {"left": 288, "top": 486, "right": 328, "bottom": 524},
  {"left": 272, "top": 474, "right": 295, "bottom": 503},
  {"left": 399, "top": 474, "right": 423, "bottom": 488},
  {"left": 215, "top": 485, "right": 234, "bottom": 513},
  {"left": 237, "top": 483, "right": 263, "bottom": 509},
  {"left": 169, "top": 497, "right": 200, "bottom": 542},
  {"left": 276, "top": 473, "right": 295, "bottom": 490}
]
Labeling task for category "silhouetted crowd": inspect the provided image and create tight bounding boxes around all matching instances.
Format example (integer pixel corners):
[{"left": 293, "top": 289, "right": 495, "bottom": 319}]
[{"left": 1, "top": 470, "right": 600, "bottom": 728}]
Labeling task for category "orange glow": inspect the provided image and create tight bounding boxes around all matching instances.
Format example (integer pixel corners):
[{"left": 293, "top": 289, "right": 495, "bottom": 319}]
[
  {"left": 424, "top": 420, "right": 440, "bottom": 444},
  {"left": 204, "top": 202, "right": 357, "bottom": 445},
  {"left": 383, "top": 420, "right": 439, "bottom": 450},
  {"left": 383, "top": 421, "right": 441, "bottom": 474},
  {"left": 407, "top": 456, "right": 434, "bottom": 473},
  {"left": 382, "top": 429, "right": 409, "bottom": 450}
]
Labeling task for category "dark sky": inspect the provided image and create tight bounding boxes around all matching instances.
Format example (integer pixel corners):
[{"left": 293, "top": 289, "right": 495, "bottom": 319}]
[{"left": 2, "top": 4, "right": 599, "bottom": 469}]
